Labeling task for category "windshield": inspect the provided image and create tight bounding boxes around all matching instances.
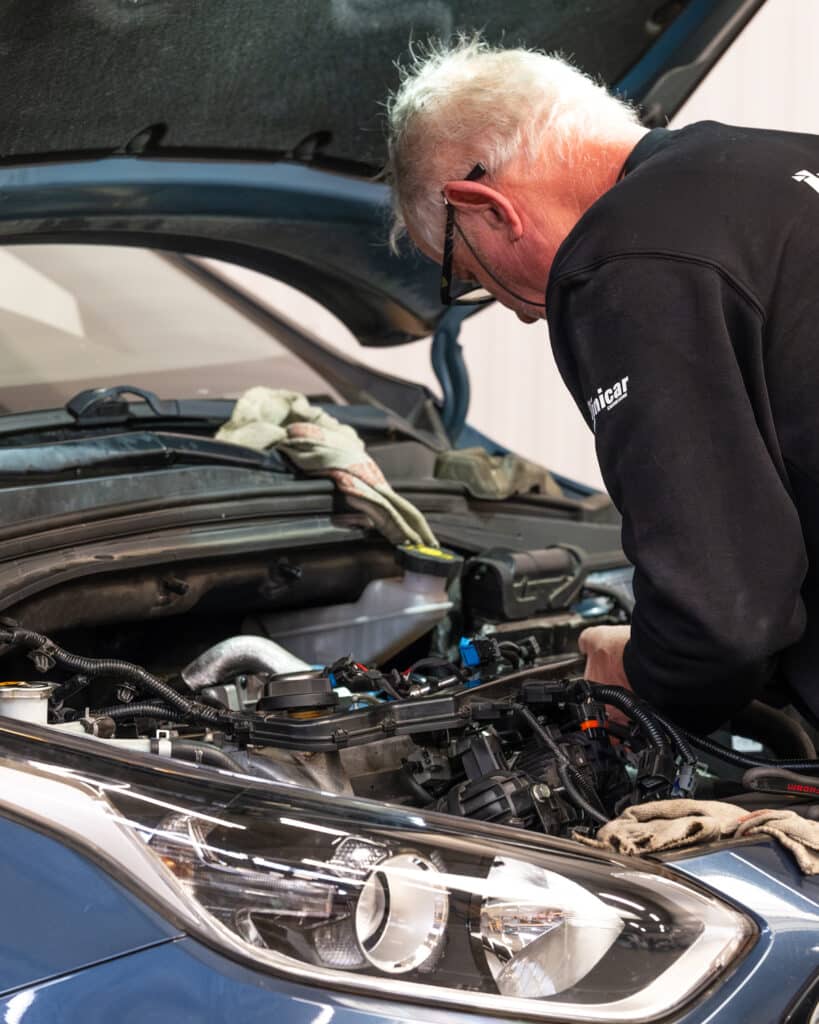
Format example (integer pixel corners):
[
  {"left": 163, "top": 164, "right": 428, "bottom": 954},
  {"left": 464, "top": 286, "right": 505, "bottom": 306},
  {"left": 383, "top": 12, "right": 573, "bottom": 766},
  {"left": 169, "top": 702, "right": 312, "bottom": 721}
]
[{"left": 0, "top": 244, "right": 339, "bottom": 414}]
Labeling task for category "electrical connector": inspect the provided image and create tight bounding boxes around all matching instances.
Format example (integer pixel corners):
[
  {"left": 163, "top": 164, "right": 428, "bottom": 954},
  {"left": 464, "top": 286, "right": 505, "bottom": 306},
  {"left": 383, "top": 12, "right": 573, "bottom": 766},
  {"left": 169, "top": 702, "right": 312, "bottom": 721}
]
[{"left": 458, "top": 636, "right": 501, "bottom": 668}]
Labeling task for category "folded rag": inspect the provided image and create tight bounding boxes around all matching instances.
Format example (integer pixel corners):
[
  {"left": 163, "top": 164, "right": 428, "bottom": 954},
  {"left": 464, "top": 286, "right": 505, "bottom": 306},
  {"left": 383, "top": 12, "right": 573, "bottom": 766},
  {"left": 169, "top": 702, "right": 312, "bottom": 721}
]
[
  {"left": 575, "top": 798, "right": 819, "bottom": 875},
  {"left": 216, "top": 387, "right": 438, "bottom": 547}
]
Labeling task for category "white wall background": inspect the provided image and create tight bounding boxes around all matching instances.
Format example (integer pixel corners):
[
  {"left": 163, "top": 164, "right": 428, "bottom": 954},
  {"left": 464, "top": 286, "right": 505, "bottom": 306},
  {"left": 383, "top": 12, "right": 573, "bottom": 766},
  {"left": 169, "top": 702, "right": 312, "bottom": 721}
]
[{"left": 252, "top": 0, "right": 819, "bottom": 490}]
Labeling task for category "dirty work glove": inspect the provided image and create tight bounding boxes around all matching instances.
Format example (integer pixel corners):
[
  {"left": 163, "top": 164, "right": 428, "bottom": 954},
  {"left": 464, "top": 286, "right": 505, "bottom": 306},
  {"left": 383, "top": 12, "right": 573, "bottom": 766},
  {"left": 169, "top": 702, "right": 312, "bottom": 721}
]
[
  {"left": 575, "top": 798, "right": 819, "bottom": 875},
  {"left": 216, "top": 387, "right": 438, "bottom": 548}
]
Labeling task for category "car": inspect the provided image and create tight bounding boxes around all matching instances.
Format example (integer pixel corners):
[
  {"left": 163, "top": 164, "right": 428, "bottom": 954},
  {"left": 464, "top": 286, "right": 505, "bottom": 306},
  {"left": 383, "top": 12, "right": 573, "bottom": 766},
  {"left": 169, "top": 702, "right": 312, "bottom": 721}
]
[{"left": 0, "top": 2, "right": 816, "bottom": 1023}]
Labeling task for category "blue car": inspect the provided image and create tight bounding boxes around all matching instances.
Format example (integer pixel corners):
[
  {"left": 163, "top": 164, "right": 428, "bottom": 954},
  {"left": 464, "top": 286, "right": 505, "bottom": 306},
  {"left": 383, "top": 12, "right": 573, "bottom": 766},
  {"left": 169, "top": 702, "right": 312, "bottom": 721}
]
[{"left": 0, "top": 2, "right": 815, "bottom": 1022}]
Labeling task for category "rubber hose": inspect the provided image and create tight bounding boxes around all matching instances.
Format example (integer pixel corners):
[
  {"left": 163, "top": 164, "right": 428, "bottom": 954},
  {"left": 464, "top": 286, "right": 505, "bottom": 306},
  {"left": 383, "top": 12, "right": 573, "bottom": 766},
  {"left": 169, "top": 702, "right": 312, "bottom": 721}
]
[
  {"left": 4, "top": 627, "right": 223, "bottom": 723},
  {"left": 96, "top": 702, "right": 190, "bottom": 722},
  {"left": 401, "top": 767, "right": 436, "bottom": 806},
  {"left": 591, "top": 685, "right": 667, "bottom": 751},
  {"left": 682, "top": 732, "right": 774, "bottom": 769},
  {"left": 682, "top": 730, "right": 819, "bottom": 773},
  {"left": 158, "top": 739, "right": 245, "bottom": 773},
  {"left": 732, "top": 700, "right": 816, "bottom": 760},
  {"left": 181, "top": 636, "right": 310, "bottom": 692}
]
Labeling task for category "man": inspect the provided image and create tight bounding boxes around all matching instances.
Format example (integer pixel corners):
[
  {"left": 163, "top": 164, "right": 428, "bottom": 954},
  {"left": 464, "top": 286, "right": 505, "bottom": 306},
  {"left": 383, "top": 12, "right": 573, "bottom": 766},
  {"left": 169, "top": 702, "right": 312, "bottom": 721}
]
[{"left": 385, "top": 38, "right": 819, "bottom": 729}]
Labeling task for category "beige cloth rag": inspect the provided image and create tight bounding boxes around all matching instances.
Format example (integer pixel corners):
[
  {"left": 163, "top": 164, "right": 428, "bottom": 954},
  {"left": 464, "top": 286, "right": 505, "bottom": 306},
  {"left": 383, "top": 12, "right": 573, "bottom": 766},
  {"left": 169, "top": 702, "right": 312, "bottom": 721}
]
[
  {"left": 216, "top": 388, "right": 438, "bottom": 547},
  {"left": 575, "top": 799, "right": 819, "bottom": 875}
]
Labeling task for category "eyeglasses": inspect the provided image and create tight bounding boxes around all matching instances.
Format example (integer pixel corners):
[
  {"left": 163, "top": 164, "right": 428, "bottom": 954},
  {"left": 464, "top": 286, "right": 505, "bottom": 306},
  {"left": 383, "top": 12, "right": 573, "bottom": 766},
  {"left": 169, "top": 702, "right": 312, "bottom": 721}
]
[{"left": 440, "top": 162, "right": 495, "bottom": 307}]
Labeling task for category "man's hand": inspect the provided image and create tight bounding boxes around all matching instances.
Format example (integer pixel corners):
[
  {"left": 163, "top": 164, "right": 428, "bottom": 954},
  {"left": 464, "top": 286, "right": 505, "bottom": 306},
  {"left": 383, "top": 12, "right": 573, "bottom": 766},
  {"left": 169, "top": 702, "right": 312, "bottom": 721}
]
[
  {"left": 578, "top": 625, "right": 632, "bottom": 686},
  {"left": 578, "top": 626, "right": 633, "bottom": 727}
]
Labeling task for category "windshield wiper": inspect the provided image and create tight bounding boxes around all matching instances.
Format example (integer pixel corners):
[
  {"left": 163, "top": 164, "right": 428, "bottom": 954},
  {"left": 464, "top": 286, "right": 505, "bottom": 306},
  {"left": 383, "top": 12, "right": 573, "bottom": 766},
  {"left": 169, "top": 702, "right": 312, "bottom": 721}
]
[
  {"left": 0, "top": 431, "right": 289, "bottom": 484},
  {"left": 0, "top": 386, "right": 234, "bottom": 442},
  {"left": 0, "top": 384, "right": 446, "bottom": 453},
  {"left": 65, "top": 385, "right": 231, "bottom": 427}
]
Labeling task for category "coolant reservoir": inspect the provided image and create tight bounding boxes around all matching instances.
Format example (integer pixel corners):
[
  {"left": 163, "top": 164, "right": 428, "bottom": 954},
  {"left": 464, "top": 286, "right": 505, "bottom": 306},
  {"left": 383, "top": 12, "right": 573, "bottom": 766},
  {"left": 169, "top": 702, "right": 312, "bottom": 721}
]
[
  {"left": 0, "top": 682, "right": 54, "bottom": 725},
  {"left": 248, "top": 545, "right": 462, "bottom": 666}
]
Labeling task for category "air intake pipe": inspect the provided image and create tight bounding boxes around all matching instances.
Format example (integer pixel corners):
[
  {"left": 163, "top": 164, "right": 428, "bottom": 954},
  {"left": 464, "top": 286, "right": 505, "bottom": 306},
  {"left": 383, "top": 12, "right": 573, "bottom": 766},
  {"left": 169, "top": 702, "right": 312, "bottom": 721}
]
[{"left": 182, "top": 636, "right": 311, "bottom": 692}]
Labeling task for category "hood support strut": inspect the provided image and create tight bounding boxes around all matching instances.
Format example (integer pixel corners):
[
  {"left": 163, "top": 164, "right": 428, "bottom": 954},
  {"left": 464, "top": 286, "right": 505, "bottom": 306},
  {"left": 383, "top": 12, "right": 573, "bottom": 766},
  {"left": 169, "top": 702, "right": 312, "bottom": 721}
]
[{"left": 431, "top": 306, "right": 472, "bottom": 446}]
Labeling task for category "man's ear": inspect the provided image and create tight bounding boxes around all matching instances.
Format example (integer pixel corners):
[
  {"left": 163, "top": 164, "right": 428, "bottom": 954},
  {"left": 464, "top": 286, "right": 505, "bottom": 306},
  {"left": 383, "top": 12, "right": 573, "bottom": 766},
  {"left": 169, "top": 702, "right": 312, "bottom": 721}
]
[{"left": 443, "top": 180, "right": 523, "bottom": 240}]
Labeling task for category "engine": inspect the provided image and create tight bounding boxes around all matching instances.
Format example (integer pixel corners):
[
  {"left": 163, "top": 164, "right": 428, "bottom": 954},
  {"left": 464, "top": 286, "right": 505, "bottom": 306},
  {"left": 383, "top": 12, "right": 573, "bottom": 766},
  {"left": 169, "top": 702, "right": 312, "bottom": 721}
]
[
  {"left": 17, "top": 535, "right": 809, "bottom": 838},
  {"left": 0, "top": 619, "right": 699, "bottom": 839}
]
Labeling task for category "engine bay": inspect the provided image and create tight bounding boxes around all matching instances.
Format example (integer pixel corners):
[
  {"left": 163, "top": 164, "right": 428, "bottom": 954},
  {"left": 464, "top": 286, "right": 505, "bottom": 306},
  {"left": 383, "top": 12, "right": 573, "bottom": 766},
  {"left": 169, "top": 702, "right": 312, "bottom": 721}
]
[{"left": 0, "top": 536, "right": 813, "bottom": 840}]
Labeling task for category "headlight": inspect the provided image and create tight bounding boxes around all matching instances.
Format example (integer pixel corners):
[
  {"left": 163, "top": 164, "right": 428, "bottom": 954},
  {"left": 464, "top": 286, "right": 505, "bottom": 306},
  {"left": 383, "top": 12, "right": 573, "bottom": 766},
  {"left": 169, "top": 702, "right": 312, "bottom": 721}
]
[
  {"left": 352, "top": 849, "right": 449, "bottom": 973},
  {"left": 11, "top": 757, "right": 754, "bottom": 1023}
]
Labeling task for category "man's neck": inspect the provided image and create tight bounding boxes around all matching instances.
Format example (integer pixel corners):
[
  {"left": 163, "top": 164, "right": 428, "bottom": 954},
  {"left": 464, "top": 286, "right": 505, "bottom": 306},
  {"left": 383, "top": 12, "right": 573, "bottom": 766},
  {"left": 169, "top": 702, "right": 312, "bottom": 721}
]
[
  {"left": 520, "top": 127, "right": 650, "bottom": 250},
  {"left": 481, "top": 127, "right": 651, "bottom": 305},
  {"left": 569, "top": 127, "right": 651, "bottom": 213}
]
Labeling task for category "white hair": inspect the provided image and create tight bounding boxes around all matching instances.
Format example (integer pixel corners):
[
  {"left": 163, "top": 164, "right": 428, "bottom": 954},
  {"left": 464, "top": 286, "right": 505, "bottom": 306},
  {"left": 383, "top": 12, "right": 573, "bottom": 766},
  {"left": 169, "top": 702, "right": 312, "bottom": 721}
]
[{"left": 385, "top": 36, "right": 641, "bottom": 252}]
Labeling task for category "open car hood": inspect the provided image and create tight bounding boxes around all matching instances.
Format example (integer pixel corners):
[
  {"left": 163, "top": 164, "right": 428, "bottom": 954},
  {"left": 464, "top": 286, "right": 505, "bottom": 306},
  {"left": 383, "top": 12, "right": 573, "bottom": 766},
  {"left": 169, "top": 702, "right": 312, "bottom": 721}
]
[{"left": 0, "top": 0, "right": 766, "bottom": 346}]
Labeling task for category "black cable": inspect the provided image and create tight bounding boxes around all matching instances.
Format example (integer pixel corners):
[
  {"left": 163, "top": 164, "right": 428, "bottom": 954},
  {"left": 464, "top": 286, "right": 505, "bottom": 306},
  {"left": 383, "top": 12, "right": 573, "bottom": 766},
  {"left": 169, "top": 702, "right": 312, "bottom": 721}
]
[
  {"left": 0, "top": 626, "right": 226, "bottom": 724},
  {"left": 603, "top": 721, "right": 631, "bottom": 742},
  {"left": 681, "top": 730, "right": 819, "bottom": 773},
  {"left": 378, "top": 670, "right": 404, "bottom": 701},
  {"left": 557, "top": 760, "right": 610, "bottom": 825},
  {"left": 498, "top": 642, "right": 524, "bottom": 668},
  {"left": 591, "top": 682, "right": 819, "bottom": 774},
  {"left": 568, "top": 760, "right": 609, "bottom": 812},
  {"left": 516, "top": 704, "right": 609, "bottom": 824},
  {"left": 649, "top": 709, "right": 698, "bottom": 766},
  {"left": 407, "top": 657, "right": 461, "bottom": 677},
  {"left": 561, "top": 757, "right": 609, "bottom": 818},
  {"left": 96, "top": 702, "right": 190, "bottom": 722},
  {"left": 590, "top": 685, "right": 668, "bottom": 752},
  {"left": 681, "top": 732, "right": 771, "bottom": 769}
]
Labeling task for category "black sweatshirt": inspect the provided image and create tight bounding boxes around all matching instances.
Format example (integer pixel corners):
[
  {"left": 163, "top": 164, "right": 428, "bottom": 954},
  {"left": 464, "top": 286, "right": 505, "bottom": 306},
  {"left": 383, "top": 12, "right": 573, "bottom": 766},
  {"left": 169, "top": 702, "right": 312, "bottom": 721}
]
[{"left": 546, "top": 121, "right": 819, "bottom": 729}]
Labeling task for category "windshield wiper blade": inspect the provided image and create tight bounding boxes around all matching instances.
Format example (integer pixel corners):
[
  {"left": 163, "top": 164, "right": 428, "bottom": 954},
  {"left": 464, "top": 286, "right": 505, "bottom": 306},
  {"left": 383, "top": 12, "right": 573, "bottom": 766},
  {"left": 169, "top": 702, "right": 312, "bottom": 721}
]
[
  {"left": 0, "top": 432, "right": 289, "bottom": 483},
  {"left": 66, "top": 385, "right": 229, "bottom": 427}
]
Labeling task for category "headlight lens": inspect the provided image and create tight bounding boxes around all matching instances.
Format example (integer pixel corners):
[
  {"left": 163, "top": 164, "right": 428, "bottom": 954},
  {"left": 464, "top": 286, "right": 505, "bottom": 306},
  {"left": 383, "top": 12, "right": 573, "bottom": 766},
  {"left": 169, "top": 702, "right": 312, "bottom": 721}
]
[
  {"left": 14, "top": 758, "right": 753, "bottom": 1023},
  {"left": 479, "top": 858, "right": 624, "bottom": 998},
  {"left": 354, "top": 850, "right": 449, "bottom": 973}
]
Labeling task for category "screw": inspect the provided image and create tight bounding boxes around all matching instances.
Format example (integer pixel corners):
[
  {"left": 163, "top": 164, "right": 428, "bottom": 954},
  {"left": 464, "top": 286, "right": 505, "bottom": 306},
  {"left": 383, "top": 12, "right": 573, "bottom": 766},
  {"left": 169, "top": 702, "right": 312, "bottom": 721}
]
[{"left": 533, "top": 784, "right": 552, "bottom": 800}]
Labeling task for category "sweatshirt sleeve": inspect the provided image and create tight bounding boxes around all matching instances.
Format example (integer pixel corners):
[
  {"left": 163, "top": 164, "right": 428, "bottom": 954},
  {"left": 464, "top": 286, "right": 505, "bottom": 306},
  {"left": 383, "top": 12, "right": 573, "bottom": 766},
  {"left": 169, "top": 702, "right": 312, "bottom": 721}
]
[{"left": 547, "top": 256, "right": 807, "bottom": 729}]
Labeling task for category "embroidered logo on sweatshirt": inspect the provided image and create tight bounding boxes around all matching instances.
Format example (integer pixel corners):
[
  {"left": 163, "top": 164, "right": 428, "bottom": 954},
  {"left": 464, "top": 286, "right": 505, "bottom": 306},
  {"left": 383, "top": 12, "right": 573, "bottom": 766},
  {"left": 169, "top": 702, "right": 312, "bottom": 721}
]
[
  {"left": 793, "top": 169, "right": 819, "bottom": 195},
  {"left": 587, "top": 376, "right": 629, "bottom": 430}
]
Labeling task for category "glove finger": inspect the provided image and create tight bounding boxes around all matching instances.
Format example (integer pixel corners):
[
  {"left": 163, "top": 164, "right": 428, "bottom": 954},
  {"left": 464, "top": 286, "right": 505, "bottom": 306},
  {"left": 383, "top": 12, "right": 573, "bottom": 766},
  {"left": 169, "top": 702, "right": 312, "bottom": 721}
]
[
  {"left": 330, "top": 472, "right": 425, "bottom": 545},
  {"left": 343, "top": 494, "right": 419, "bottom": 546},
  {"left": 280, "top": 443, "right": 373, "bottom": 476},
  {"left": 228, "top": 387, "right": 295, "bottom": 428},
  {"left": 216, "top": 422, "right": 287, "bottom": 451},
  {"left": 286, "top": 421, "right": 365, "bottom": 451},
  {"left": 373, "top": 484, "right": 438, "bottom": 547}
]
